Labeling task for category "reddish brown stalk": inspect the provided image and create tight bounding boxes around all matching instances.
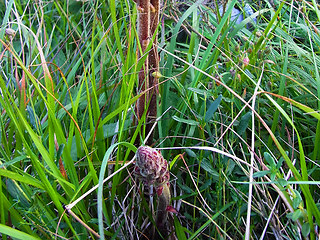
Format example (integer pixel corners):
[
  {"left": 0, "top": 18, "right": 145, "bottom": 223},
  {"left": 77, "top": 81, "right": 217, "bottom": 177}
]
[
  {"left": 146, "top": 0, "right": 160, "bottom": 145},
  {"left": 135, "top": 0, "right": 160, "bottom": 145},
  {"left": 136, "top": 0, "right": 150, "bottom": 121}
]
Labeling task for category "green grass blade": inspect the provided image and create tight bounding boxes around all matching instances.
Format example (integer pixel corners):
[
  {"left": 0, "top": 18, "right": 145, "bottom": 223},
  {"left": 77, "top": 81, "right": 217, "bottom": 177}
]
[
  {"left": 0, "top": 224, "right": 40, "bottom": 240},
  {"left": 97, "top": 142, "right": 137, "bottom": 240},
  {"left": 0, "top": 169, "right": 44, "bottom": 189}
]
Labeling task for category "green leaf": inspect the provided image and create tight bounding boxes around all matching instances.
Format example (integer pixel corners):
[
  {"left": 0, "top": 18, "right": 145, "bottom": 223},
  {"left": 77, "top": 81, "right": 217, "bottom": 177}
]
[
  {"left": 57, "top": 144, "right": 65, "bottom": 161},
  {"left": 0, "top": 224, "right": 40, "bottom": 240},
  {"left": 264, "top": 152, "right": 276, "bottom": 168},
  {"left": 252, "top": 170, "right": 270, "bottom": 178},
  {"left": 302, "top": 222, "right": 310, "bottom": 237},
  {"left": 178, "top": 183, "right": 194, "bottom": 194},
  {"left": 0, "top": 155, "right": 28, "bottom": 168},
  {"left": 188, "top": 87, "right": 212, "bottom": 97},
  {"left": 172, "top": 115, "right": 199, "bottom": 126},
  {"left": 276, "top": 155, "right": 285, "bottom": 169},
  {"left": 287, "top": 209, "right": 303, "bottom": 221},
  {"left": 270, "top": 172, "right": 276, "bottom": 182},
  {"left": 174, "top": 216, "right": 187, "bottom": 240},
  {"left": 277, "top": 178, "right": 288, "bottom": 187},
  {"left": 98, "top": 142, "right": 137, "bottom": 240},
  {"left": 185, "top": 149, "right": 197, "bottom": 158},
  {"left": 0, "top": 169, "right": 44, "bottom": 189},
  {"left": 293, "top": 190, "right": 303, "bottom": 209},
  {"left": 171, "top": 77, "right": 186, "bottom": 97},
  {"left": 187, "top": 202, "right": 234, "bottom": 240},
  {"left": 205, "top": 95, "right": 222, "bottom": 123},
  {"left": 237, "top": 112, "right": 251, "bottom": 135},
  {"left": 200, "top": 159, "right": 219, "bottom": 182},
  {"left": 169, "top": 155, "right": 181, "bottom": 170}
]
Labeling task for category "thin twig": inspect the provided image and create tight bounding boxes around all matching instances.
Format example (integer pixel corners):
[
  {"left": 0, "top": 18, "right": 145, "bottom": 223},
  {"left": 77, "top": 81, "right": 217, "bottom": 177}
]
[{"left": 66, "top": 209, "right": 100, "bottom": 238}]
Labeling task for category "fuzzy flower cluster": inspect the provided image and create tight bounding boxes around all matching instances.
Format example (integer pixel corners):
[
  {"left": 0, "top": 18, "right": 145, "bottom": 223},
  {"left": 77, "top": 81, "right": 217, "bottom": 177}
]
[{"left": 134, "top": 146, "right": 170, "bottom": 187}]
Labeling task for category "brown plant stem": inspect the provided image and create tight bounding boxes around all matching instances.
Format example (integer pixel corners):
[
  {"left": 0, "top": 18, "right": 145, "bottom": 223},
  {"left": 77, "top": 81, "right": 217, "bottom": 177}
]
[
  {"left": 146, "top": 0, "right": 160, "bottom": 145},
  {"left": 135, "top": 0, "right": 160, "bottom": 145},
  {"left": 136, "top": 0, "right": 150, "bottom": 122}
]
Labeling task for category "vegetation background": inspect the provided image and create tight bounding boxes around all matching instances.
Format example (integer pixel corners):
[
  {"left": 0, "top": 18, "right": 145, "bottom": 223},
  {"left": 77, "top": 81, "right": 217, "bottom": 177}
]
[{"left": 0, "top": 0, "right": 320, "bottom": 239}]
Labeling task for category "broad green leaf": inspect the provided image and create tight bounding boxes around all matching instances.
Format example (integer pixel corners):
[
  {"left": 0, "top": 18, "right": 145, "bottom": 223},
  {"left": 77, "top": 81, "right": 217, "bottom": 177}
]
[
  {"left": 188, "top": 87, "right": 212, "bottom": 97},
  {"left": 205, "top": 95, "right": 222, "bottom": 123},
  {"left": 237, "top": 112, "right": 252, "bottom": 136},
  {"left": 276, "top": 155, "right": 286, "bottom": 169},
  {"left": 287, "top": 209, "right": 304, "bottom": 221},
  {"left": 200, "top": 158, "right": 219, "bottom": 182},
  {"left": 264, "top": 152, "right": 276, "bottom": 168},
  {"left": 302, "top": 222, "right": 311, "bottom": 237},
  {"left": 277, "top": 178, "right": 288, "bottom": 187}
]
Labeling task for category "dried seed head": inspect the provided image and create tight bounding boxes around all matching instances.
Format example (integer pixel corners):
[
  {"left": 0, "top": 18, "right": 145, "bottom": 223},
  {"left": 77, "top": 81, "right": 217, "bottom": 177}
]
[{"left": 135, "top": 146, "right": 169, "bottom": 185}]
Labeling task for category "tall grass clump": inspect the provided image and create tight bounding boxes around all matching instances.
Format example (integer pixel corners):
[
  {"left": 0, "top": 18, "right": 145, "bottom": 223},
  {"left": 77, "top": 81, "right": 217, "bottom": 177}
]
[{"left": 0, "top": 0, "right": 320, "bottom": 239}]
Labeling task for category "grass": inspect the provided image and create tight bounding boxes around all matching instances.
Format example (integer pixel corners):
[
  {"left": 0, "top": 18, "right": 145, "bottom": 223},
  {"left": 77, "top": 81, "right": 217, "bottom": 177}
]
[{"left": 0, "top": 0, "right": 320, "bottom": 239}]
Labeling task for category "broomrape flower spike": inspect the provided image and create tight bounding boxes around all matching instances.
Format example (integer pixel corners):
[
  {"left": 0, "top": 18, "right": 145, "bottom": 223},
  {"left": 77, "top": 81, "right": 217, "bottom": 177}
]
[
  {"left": 135, "top": 146, "right": 172, "bottom": 239},
  {"left": 135, "top": 146, "right": 169, "bottom": 186}
]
